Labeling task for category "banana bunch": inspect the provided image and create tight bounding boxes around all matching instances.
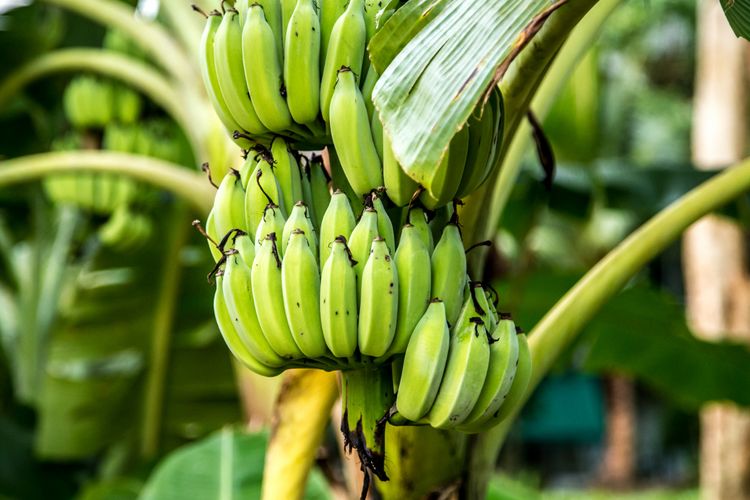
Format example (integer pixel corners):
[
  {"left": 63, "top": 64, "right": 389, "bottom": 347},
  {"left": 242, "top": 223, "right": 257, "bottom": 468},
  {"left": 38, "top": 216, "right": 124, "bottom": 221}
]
[
  {"left": 392, "top": 284, "right": 532, "bottom": 433},
  {"left": 63, "top": 76, "right": 117, "bottom": 129},
  {"left": 197, "top": 0, "right": 503, "bottom": 210}
]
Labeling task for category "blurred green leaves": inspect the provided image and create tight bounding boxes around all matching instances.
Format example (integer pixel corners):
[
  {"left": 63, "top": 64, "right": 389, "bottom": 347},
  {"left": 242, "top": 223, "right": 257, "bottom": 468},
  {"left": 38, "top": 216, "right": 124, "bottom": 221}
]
[{"left": 139, "top": 429, "right": 331, "bottom": 500}]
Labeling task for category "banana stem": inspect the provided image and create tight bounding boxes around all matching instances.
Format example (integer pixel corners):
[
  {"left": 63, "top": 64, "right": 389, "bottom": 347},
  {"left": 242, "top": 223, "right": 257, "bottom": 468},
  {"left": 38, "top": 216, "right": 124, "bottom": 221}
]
[
  {"left": 39, "top": 0, "right": 196, "bottom": 86},
  {"left": 0, "top": 49, "right": 205, "bottom": 163},
  {"left": 261, "top": 369, "right": 339, "bottom": 500},
  {"left": 0, "top": 151, "right": 214, "bottom": 215},
  {"left": 468, "top": 157, "right": 750, "bottom": 497}
]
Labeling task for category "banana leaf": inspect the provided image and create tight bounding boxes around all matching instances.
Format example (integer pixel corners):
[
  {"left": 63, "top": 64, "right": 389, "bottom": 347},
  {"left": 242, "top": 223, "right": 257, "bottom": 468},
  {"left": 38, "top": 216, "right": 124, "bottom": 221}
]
[
  {"left": 139, "top": 429, "right": 331, "bottom": 500},
  {"left": 370, "top": 0, "right": 549, "bottom": 174}
]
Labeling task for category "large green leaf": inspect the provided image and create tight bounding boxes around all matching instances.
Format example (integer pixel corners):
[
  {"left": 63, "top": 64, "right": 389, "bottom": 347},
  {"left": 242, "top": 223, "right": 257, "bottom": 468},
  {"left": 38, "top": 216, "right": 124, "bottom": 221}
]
[
  {"left": 721, "top": 0, "right": 750, "bottom": 40},
  {"left": 583, "top": 286, "right": 750, "bottom": 410},
  {"left": 371, "top": 0, "right": 547, "bottom": 173},
  {"left": 139, "top": 429, "right": 331, "bottom": 500}
]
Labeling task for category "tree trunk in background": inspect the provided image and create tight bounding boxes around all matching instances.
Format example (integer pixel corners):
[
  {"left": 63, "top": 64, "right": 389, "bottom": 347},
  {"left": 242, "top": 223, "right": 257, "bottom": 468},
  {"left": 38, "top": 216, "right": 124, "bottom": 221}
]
[
  {"left": 598, "top": 375, "right": 636, "bottom": 488},
  {"left": 684, "top": 2, "right": 750, "bottom": 499}
]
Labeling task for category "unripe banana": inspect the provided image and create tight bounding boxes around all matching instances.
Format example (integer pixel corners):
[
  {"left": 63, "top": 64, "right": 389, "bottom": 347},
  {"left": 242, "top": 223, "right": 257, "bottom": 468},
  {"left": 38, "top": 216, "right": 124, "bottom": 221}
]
[
  {"left": 215, "top": 274, "right": 283, "bottom": 377},
  {"left": 242, "top": 5, "right": 293, "bottom": 133},
  {"left": 223, "top": 249, "right": 288, "bottom": 366},
  {"left": 282, "top": 229, "right": 328, "bottom": 358},
  {"left": 113, "top": 84, "right": 142, "bottom": 124},
  {"left": 407, "top": 207, "right": 434, "bottom": 254},
  {"left": 270, "top": 138, "right": 303, "bottom": 214},
  {"left": 252, "top": 234, "right": 305, "bottom": 358},
  {"left": 320, "top": 236, "right": 358, "bottom": 358},
  {"left": 420, "top": 126, "right": 470, "bottom": 209},
  {"left": 284, "top": 0, "right": 321, "bottom": 125},
  {"left": 281, "top": 201, "right": 317, "bottom": 256},
  {"left": 309, "top": 158, "right": 331, "bottom": 232},
  {"left": 493, "top": 332, "right": 531, "bottom": 422},
  {"left": 347, "top": 206, "right": 379, "bottom": 284},
  {"left": 255, "top": 204, "right": 287, "bottom": 253},
  {"left": 280, "top": 0, "right": 297, "bottom": 37},
  {"left": 245, "top": 155, "right": 285, "bottom": 238},
  {"left": 319, "top": 0, "right": 347, "bottom": 64},
  {"left": 459, "top": 330, "right": 531, "bottom": 433},
  {"left": 383, "top": 127, "right": 418, "bottom": 207},
  {"left": 371, "top": 192, "right": 395, "bottom": 253},
  {"left": 327, "top": 147, "right": 360, "bottom": 208},
  {"left": 395, "top": 299, "right": 450, "bottom": 421},
  {"left": 363, "top": 0, "right": 381, "bottom": 40},
  {"left": 213, "top": 170, "right": 247, "bottom": 238},
  {"left": 214, "top": 11, "right": 268, "bottom": 136},
  {"left": 431, "top": 222, "right": 467, "bottom": 326},
  {"left": 329, "top": 68, "right": 383, "bottom": 196},
  {"left": 456, "top": 90, "right": 501, "bottom": 199},
  {"left": 459, "top": 318, "right": 520, "bottom": 428},
  {"left": 239, "top": 0, "right": 283, "bottom": 55},
  {"left": 386, "top": 224, "right": 431, "bottom": 355},
  {"left": 427, "top": 297, "right": 490, "bottom": 429},
  {"left": 361, "top": 64, "right": 378, "bottom": 118},
  {"left": 358, "top": 237, "right": 398, "bottom": 357},
  {"left": 370, "top": 106, "right": 384, "bottom": 159},
  {"left": 205, "top": 210, "right": 223, "bottom": 262},
  {"left": 320, "top": 0, "right": 366, "bottom": 122},
  {"left": 319, "top": 189, "right": 356, "bottom": 264},
  {"left": 233, "top": 230, "right": 255, "bottom": 262}
]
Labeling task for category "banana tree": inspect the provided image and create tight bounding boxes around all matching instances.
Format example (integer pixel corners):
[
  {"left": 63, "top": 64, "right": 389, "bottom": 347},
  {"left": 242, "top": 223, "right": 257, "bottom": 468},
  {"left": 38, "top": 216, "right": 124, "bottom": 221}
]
[{"left": 3, "top": 0, "right": 750, "bottom": 499}]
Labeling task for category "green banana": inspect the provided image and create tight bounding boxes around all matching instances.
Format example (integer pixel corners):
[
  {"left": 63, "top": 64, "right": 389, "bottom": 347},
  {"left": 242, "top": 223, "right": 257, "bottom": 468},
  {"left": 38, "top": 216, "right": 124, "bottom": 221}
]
[
  {"left": 282, "top": 229, "right": 328, "bottom": 358},
  {"left": 243, "top": 5, "right": 293, "bottom": 133},
  {"left": 113, "top": 83, "right": 142, "bottom": 124},
  {"left": 407, "top": 207, "right": 433, "bottom": 254},
  {"left": 327, "top": 147, "right": 360, "bottom": 208},
  {"left": 371, "top": 192, "right": 395, "bottom": 253},
  {"left": 493, "top": 332, "right": 531, "bottom": 422},
  {"left": 427, "top": 296, "right": 490, "bottom": 429},
  {"left": 281, "top": 201, "right": 317, "bottom": 257},
  {"left": 363, "top": 0, "right": 382, "bottom": 40},
  {"left": 347, "top": 206, "right": 379, "bottom": 285},
  {"left": 223, "top": 248, "right": 288, "bottom": 366},
  {"left": 255, "top": 203, "right": 287, "bottom": 253},
  {"left": 271, "top": 138, "right": 303, "bottom": 214},
  {"left": 240, "top": 0, "right": 283, "bottom": 55},
  {"left": 370, "top": 106, "right": 384, "bottom": 159},
  {"left": 309, "top": 157, "right": 331, "bottom": 232},
  {"left": 395, "top": 299, "right": 450, "bottom": 421},
  {"left": 245, "top": 154, "right": 285, "bottom": 238},
  {"left": 252, "top": 234, "right": 305, "bottom": 358},
  {"left": 431, "top": 221, "right": 467, "bottom": 326},
  {"left": 320, "top": 236, "right": 358, "bottom": 358},
  {"left": 386, "top": 223, "right": 431, "bottom": 355},
  {"left": 358, "top": 237, "right": 398, "bottom": 357},
  {"left": 460, "top": 330, "right": 531, "bottom": 433},
  {"left": 214, "top": 11, "right": 268, "bottom": 136},
  {"left": 420, "top": 126, "right": 470, "bottom": 209},
  {"left": 329, "top": 67, "right": 383, "bottom": 196},
  {"left": 213, "top": 170, "right": 247, "bottom": 238},
  {"left": 283, "top": 0, "right": 321, "bottom": 125},
  {"left": 361, "top": 64, "right": 378, "bottom": 118},
  {"left": 280, "top": 0, "right": 297, "bottom": 38},
  {"left": 318, "top": 189, "right": 356, "bottom": 264},
  {"left": 383, "top": 127, "right": 419, "bottom": 207},
  {"left": 459, "top": 317, "right": 520, "bottom": 428},
  {"left": 205, "top": 210, "right": 223, "bottom": 262},
  {"left": 319, "top": 0, "right": 347, "bottom": 66},
  {"left": 320, "top": 0, "right": 366, "bottom": 123},
  {"left": 456, "top": 89, "right": 502, "bottom": 199},
  {"left": 215, "top": 273, "right": 283, "bottom": 377}
]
